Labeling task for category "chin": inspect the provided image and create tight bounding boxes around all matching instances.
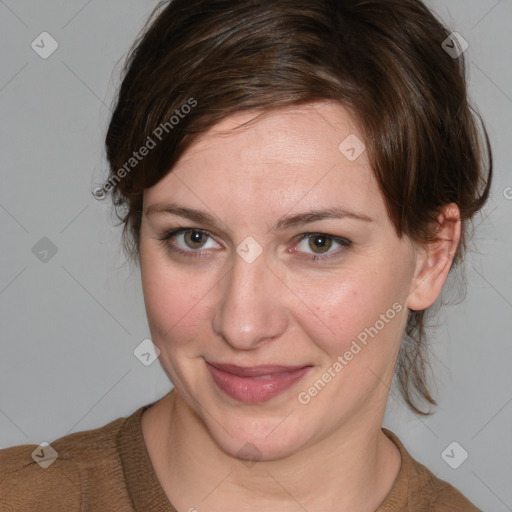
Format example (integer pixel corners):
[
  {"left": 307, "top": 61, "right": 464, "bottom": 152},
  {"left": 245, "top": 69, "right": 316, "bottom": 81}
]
[{"left": 205, "top": 411, "right": 314, "bottom": 463}]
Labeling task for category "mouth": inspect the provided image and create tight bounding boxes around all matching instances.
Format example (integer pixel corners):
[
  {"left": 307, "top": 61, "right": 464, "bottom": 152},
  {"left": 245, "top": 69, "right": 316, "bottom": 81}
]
[{"left": 206, "top": 361, "right": 313, "bottom": 403}]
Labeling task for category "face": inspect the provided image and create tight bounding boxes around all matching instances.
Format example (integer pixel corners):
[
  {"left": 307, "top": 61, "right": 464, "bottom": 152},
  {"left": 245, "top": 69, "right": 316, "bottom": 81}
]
[{"left": 139, "top": 101, "right": 420, "bottom": 461}]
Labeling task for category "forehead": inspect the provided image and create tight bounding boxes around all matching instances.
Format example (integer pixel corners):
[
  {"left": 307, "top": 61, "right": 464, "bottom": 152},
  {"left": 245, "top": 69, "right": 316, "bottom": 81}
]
[
  {"left": 144, "top": 102, "right": 385, "bottom": 225},
  {"left": 182, "top": 102, "right": 367, "bottom": 170}
]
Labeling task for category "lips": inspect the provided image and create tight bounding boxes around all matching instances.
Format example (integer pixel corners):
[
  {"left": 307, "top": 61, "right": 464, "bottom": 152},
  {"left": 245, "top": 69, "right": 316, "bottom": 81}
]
[{"left": 206, "top": 361, "right": 312, "bottom": 403}]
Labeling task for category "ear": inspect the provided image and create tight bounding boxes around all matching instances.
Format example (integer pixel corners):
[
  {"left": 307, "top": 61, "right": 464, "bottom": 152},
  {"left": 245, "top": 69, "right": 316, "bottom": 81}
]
[{"left": 407, "top": 203, "right": 461, "bottom": 311}]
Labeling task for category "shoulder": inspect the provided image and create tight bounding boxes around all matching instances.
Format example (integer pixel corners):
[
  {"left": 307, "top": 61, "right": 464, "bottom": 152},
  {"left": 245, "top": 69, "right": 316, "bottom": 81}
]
[
  {"left": 0, "top": 414, "right": 131, "bottom": 512},
  {"left": 411, "top": 462, "right": 482, "bottom": 511},
  {"left": 381, "top": 428, "right": 482, "bottom": 512}
]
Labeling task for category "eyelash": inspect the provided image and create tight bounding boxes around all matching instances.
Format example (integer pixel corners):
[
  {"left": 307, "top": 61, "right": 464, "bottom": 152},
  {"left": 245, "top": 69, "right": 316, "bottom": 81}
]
[{"left": 157, "top": 228, "right": 352, "bottom": 262}]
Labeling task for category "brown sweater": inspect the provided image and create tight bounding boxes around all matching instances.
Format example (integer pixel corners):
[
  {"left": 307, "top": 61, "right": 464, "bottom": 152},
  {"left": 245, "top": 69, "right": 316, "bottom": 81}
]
[{"left": 0, "top": 392, "right": 481, "bottom": 511}]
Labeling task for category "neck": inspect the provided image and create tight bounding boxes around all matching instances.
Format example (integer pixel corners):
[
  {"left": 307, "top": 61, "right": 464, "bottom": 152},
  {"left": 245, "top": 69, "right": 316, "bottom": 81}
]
[{"left": 143, "top": 390, "right": 401, "bottom": 512}]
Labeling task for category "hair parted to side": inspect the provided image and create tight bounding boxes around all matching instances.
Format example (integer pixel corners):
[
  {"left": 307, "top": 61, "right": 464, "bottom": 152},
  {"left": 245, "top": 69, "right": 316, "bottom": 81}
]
[{"left": 103, "top": 0, "right": 492, "bottom": 415}]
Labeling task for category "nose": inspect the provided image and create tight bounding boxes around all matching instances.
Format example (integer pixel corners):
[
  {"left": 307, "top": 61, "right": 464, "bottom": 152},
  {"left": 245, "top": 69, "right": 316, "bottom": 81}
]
[{"left": 211, "top": 249, "right": 288, "bottom": 351}]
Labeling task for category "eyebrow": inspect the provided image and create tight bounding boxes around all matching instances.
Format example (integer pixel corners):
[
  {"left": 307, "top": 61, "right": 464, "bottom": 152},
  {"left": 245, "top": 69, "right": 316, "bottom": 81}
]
[{"left": 144, "top": 202, "right": 373, "bottom": 230}]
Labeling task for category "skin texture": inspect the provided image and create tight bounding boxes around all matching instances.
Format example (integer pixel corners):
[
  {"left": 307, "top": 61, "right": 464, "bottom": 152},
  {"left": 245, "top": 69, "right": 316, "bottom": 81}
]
[{"left": 139, "top": 101, "right": 461, "bottom": 511}]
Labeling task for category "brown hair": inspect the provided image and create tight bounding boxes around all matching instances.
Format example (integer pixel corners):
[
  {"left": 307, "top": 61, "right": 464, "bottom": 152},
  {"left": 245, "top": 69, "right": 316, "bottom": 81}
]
[{"left": 102, "top": 0, "right": 492, "bottom": 414}]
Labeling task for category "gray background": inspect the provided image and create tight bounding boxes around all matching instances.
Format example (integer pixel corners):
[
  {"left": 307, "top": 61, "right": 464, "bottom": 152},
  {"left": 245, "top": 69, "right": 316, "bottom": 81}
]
[{"left": 0, "top": 1, "right": 511, "bottom": 510}]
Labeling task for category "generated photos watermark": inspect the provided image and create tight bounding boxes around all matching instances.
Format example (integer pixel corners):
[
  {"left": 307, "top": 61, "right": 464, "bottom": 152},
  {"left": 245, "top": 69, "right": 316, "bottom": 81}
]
[
  {"left": 93, "top": 97, "right": 197, "bottom": 199},
  {"left": 297, "top": 302, "right": 403, "bottom": 405}
]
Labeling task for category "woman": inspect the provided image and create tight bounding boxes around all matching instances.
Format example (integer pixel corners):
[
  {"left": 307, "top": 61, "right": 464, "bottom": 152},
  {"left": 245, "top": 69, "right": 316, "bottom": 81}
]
[{"left": 0, "top": 0, "right": 492, "bottom": 510}]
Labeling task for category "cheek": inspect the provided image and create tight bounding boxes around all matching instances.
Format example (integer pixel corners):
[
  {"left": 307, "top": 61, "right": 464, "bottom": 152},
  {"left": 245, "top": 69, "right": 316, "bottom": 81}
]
[
  {"left": 290, "top": 264, "right": 408, "bottom": 359},
  {"left": 140, "top": 249, "right": 215, "bottom": 349}
]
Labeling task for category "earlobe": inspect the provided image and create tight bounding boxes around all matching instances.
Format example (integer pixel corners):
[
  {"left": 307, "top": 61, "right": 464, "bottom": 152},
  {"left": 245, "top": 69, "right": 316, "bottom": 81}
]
[{"left": 407, "top": 204, "right": 461, "bottom": 311}]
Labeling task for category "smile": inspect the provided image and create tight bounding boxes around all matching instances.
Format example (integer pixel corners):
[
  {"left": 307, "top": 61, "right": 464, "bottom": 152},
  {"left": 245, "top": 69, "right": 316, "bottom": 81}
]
[{"left": 206, "top": 361, "right": 313, "bottom": 403}]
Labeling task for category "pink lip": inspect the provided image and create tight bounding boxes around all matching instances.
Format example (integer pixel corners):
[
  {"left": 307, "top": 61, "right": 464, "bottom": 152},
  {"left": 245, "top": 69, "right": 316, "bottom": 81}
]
[{"left": 206, "top": 362, "right": 312, "bottom": 403}]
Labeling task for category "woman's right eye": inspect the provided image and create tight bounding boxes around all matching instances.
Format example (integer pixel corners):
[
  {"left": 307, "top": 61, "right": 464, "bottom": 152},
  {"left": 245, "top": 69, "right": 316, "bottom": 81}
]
[{"left": 157, "top": 228, "right": 222, "bottom": 257}]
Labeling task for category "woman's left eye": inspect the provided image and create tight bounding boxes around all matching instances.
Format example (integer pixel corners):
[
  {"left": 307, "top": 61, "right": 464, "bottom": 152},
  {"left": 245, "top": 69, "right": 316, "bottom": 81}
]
[{"left": 293, "top": 233, "right": 351, "bottom": 260}]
